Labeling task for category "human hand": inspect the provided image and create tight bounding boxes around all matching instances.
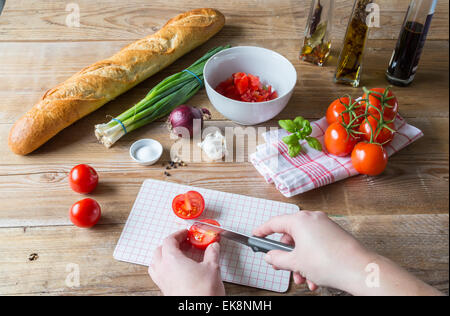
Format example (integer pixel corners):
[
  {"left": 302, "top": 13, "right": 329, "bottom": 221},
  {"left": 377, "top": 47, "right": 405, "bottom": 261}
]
[
  {"left": 148, "top": 229, "right": 225, "bottom": 296},
  {"left": 253, "top": 211, "right": 375, "bottom": 293}
]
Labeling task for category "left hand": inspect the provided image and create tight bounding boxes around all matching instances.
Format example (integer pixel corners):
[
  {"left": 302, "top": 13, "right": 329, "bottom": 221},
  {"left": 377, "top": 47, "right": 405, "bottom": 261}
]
[{"left": 148, "top": 229, "right": 225, "bottom": 296}]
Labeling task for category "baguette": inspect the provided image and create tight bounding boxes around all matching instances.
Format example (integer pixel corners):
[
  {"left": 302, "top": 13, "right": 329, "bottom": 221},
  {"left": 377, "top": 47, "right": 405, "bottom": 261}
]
[{"left": 9, "top": 8, "right": 225, "bottom": 155}]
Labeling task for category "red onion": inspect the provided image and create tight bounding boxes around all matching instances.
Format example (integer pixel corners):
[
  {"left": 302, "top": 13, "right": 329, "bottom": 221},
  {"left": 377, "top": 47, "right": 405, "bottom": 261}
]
[{"left": 168, "top": 105, "right": 211, "bottom": 137}]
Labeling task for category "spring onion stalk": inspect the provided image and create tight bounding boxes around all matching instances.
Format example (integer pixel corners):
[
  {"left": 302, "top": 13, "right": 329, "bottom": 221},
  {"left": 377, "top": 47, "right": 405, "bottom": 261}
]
[{"left": 95, "top": 45, "right": 230, "bottom": 148}]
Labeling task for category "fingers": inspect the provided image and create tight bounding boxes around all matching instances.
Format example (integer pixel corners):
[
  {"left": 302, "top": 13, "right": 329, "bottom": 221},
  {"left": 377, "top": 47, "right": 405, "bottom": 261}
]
[
  {"left": 293, "top": 272, "right": 305, "bottom": 285},
  {"left": 307, "top": 280, "right": 318, "bottom": 292},
  {"left": 264, "top": 249, "right": 294, "bottom": 271},
  {"left": 280, "top": 233, "right": 295, "bottom": 246},
  {"left": 203, "top": 242, "right": 221, "bottom": 265},
  {"left": 253, "top": 214, "right": 294, "bottom": 238},
  {"left": 161, "top": 229, "right": 188, "bottom": 256}
]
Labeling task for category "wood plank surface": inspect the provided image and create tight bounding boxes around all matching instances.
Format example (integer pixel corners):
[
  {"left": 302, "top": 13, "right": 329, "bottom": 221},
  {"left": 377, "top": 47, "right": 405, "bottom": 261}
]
[
  {"left": 0, "top": 214, "right": 447, "bottom": 296},
  {"left": 1, "top": 0, "right": 448, "bottom": 41},
  {"left": 0, "top": 0, "right": 448, "bottom": 296}
]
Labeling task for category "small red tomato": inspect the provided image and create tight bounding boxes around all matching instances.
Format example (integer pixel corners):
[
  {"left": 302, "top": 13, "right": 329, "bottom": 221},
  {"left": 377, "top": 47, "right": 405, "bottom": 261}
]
[
  {"left": 172, "top": 191, "right": 205, "bottom": 219},
  {"left": 188, "top": 219, "right": 221, "bottom": 250},
  {"left": 69, "top": 164, "right": 99, "bottom": 194},
  {"left": 324, "top": 122, "right": 359, "bottom": 157},
  {"left": 361, "top": 88, "right": 399, "bottom": 120},
  {"left": 351, "top": 142, "right": 388, "bottom": 176},
  {"left": 69, "top": 198, "right": 101, "bottom": 228},
  {"left": 359, "top": 115, "right": 396, "bottom": 144},
  {"left": 326, "top": 97, "right": 364, "bottom": 126}
]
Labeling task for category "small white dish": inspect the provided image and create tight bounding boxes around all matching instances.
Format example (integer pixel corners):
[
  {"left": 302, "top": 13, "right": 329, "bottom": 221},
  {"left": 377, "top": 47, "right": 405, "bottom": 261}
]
[
  {"left": 129, "top": 139, "right": 163, "bottom": 166},
  {"left": 203, "top": 46, "right": 297, "bottom": 125}
]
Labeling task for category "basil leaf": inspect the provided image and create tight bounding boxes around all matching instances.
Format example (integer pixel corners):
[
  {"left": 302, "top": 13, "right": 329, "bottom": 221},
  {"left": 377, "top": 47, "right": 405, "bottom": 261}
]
[
  {"left": 279, "top": 120, "right": 297, "bottom": 133},
  {"left": 288, "top": 144, "right": 302, "bottom": 158},
  {"left": 294, "top": 116, "right": 305, "bottom": 128},
  {"left": 306, "top": 137, "right": 322, "bottom": 151},
  {"left": 282, "top": 134, "right": 300, "bottom": 146}
]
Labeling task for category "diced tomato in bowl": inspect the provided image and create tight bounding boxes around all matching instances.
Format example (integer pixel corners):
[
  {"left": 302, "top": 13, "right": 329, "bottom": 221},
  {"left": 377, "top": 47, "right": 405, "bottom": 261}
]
[{"left": 215, "top": 72, "right": 278, "bottom": 103}]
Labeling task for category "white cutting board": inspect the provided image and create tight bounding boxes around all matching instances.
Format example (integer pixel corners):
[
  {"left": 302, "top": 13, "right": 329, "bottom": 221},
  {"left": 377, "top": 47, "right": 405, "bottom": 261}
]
[{"left": 114, "top": 179, "right": 299, "bottom": 292}]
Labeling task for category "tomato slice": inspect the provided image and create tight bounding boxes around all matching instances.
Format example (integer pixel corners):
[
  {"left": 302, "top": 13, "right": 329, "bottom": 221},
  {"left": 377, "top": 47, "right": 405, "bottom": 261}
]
[
  {"left": 172, "top": 191, "right": 205, "bottom": 219},
  {"left": 188, "top": 219, "right": 221, "bottom": 250}
]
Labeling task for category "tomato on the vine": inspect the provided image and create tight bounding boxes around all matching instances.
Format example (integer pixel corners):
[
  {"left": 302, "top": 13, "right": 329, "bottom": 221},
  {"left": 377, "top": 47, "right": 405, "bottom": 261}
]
[
  {"left": 359, "top": 115, "right": 395, "bottom": 144},
  {"left": 69, "top": 164, "right": 99, "bottom": 194},
  {"left": 324, "top": 122, "right": 359, "bottom": 157},
  {"left": 361, "top": 88, "right": 399, "bottom": 120},
  {"left": 351, "top": 142, "right": 388, "bottom": 176},
  {"left": 69, "top": 198, "right": 101, "bottom": 228},
  {"left": 188, "top": 219, "right": 221, "bottom": 250},
  {"left": 326, "top": 97, "right": 364, "bottom": 126},
  {"left": 172, "top": 191, "right": 205, "bottom": 219}
]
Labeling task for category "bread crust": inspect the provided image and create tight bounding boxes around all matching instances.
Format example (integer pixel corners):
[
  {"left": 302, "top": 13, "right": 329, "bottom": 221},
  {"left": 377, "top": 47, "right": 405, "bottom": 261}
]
[{"left": 8, "top": 8, "right": 225, "bottom": 155}]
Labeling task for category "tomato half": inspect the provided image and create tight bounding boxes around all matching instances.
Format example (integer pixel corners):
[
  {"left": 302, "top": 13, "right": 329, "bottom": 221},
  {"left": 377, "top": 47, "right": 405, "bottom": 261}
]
[
  {"left": 359, "top": 115, "right": 395, "bottom": 144},
  {"left": 69, "top": 198, "right": 101, "bottom": 228},
  {"left": 69, "top": 164, "right": 99, "bottom": 194},
  {"left": 324, "top": 122, "right": 359, "bottom": 157},
  {"left": 326, "top": 97, "right": 364, "bottom": 126},
  {"left": 172, "top": 191, "right": 205, "bottom": 219},
  {"left": 188, "top": 219, "right": 221, "bottom": 250},
  {"left": 361, "top": 88, "right": 399, "bottom": 120},
  {"left": 351, "top": 142, "right": 388, "bottom": 176}
]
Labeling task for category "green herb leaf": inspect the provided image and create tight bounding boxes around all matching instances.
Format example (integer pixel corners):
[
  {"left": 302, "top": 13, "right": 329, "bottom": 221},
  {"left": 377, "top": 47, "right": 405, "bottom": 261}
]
[
  {"left": 288, "top": 144, "right": 302, "bottom": 157},
  {"left": 282, "top": 134, "right": 300, "bottom": 146},
  {"left": 278, "top": 120, "right": 297, "bottom": 133},
  {"left": 306, "top": 137, "right": 322, "bottom": 151},
  {"left": 293, "top": 116, "right": 306, "bottom": 128}
]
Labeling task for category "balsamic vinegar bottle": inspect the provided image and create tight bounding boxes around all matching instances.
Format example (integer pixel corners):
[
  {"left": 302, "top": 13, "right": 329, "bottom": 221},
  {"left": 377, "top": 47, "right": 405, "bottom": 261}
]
[{"left": 386, "top": 0, "right": 437, "bottom": 86}]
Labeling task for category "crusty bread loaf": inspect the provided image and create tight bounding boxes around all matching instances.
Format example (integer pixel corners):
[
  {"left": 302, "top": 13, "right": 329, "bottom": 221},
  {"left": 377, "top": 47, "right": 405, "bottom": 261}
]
[{"left": 9, "top": 8, "right": 225, "bottom": 155}]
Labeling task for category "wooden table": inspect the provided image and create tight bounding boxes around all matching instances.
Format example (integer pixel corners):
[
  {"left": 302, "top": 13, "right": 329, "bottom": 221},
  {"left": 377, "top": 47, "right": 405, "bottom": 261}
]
[{"left": 0, "top": 0, "right": 448, "bottom": 296}]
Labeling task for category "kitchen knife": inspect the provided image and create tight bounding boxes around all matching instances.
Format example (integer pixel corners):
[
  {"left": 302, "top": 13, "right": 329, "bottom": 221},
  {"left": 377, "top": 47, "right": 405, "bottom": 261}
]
[
  {"left": 192, "top": 221, "right": 294, "bottom": 253},
  {"left": 0, "top": 1, "right": 5, "bottom": 16}
]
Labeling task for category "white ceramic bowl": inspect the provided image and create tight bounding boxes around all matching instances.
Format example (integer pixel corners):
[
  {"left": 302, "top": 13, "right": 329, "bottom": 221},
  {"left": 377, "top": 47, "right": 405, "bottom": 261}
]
[
  {"left": 129, "top": 139, "right": 163, "bottom": 166},
  {"left": 204, "top": 46, "right": 297, "bottom": 125}
]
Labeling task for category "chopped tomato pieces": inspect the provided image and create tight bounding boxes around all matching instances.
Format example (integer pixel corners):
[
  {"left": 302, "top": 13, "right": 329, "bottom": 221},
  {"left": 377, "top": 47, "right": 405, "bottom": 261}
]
[{"left": 215, "top": 72, "right": 278, "bottom": 102}]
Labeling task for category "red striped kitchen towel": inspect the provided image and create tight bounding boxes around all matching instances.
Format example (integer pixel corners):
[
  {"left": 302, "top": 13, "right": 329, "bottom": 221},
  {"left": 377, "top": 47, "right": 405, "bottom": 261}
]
[{"left": 250, "top": 115, "right": 423, "bottom": 198}]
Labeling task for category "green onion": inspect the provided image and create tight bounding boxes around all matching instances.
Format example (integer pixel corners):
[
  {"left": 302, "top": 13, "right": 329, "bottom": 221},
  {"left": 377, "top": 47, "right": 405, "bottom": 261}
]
[{"left": 95, "top": 45, "right": 231, "bottom": 148}]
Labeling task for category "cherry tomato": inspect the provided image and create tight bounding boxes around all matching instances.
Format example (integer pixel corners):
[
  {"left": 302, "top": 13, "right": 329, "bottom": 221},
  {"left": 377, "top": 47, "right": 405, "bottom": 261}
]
[
  {"left": 351, "top": 142, "right": 388, "bottom": 176},
  {"left": 69, "top": 164, "right": 99, "bottom": 194},
  {"left": 188, "top": 219, "right": 221, "bottom": 250},
  {"left": 69, "top": 198, "right": 101, "bottom": 228},
  {"left": 172, "top": 191, "right": 205, "bottom": 219},
  {"left": 359, "top": 115, "right": 395, "bottom": 144},
  {"left": 361, "top": 88, "right": 399, "bottom": 120},
  {"left": 324, "top": 122, "right": 359, "bottom": 157},
  {"left": 326, "top": 97, "right": 364, "bottom": 126}
]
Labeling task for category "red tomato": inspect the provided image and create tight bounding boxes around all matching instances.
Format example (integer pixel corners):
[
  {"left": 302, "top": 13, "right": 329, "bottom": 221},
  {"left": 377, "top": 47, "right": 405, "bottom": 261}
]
[
  {"left": 69, "top": 164, "right": 99, "bottom": 194},
  {"left": 361, "top": 88, "right": 399, "bottom": 120},
  {"left": 69, "top": 198, "right": 101, "bottom": 228},
  {"left": 326, "top": 97, "right": 364, "bottom": 126},
  {"left": 172, "top": 191, "right": 205, "bottom": 219},
  {"left": 359, "top": 115, "right": 395, "bottom": 144},
  {"left": 351, "top": 142, "right": 388, "bottom": 176},
  {"left": 215, "top": 73, "right": 277, "bottom": 102},
  {"left": 188, "top": 219, "right": 221, "bottom": 250},
  {"left": 324, "top": 122, "right": 359, "bottom": 157}
]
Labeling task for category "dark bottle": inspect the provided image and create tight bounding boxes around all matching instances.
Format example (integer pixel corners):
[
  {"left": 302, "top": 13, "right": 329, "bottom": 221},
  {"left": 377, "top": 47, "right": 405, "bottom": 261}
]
[{"left": 386, "top": 0, "right": 437, "bottom": 86}]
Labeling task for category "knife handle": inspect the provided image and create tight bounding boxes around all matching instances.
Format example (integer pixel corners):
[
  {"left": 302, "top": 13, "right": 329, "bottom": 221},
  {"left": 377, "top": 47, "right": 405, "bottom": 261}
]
[{"left": 248, "top": 236, "right": 294, "bottom": 253}]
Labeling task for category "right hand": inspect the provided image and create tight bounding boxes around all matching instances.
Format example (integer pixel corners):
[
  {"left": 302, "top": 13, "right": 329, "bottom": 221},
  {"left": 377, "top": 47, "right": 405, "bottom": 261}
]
[{"left": 253, "top": 211, "right": 375, "bottom": 292}]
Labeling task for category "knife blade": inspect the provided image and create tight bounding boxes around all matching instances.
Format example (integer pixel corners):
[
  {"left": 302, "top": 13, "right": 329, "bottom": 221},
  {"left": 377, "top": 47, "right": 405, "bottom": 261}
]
[
  {"left": 0, "top": 1, "right": 5, "bottom": 16},
  {"left": 192, "top": 221, "right": 294, "bottom": 253}
]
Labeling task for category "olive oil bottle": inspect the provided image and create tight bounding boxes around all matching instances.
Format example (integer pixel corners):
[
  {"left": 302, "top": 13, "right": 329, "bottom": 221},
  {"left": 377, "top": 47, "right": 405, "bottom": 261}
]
[
  {"left": 300, "top": 0, "right": 334, "bottom": 66},
  {"left": 334, "top": 0, "right": 373, "bottom": 87}
]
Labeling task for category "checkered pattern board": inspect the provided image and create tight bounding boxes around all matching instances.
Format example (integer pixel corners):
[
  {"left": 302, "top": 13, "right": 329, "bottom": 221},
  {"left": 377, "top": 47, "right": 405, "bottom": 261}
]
[{"left": 114, "top": 179, "right": 300, "bottom": 293}]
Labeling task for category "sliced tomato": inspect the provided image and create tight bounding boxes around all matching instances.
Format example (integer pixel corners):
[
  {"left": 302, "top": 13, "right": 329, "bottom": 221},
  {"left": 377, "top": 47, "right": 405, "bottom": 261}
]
[
  {"left": 188, "top": 219, "right": 221, "bottom": 250},
  {"left": 172, "top": 191, "right": 205, "bottom": 219}
]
